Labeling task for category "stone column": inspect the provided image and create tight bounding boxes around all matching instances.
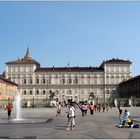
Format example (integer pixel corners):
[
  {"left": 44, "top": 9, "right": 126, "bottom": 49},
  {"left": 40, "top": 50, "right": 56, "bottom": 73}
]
[{"left": 129, "top": 98, "right": 132, "bottom": 107}]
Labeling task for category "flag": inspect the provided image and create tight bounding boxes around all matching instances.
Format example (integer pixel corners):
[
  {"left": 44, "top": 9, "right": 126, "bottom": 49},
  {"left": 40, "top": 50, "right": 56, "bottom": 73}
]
[{"left": 67, "top": 62, "right": 70, "bottom": 67}]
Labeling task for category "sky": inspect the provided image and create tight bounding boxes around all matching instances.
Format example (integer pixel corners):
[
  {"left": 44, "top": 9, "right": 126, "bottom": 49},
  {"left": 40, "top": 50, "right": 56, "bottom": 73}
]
[{"left": 0, "top": 1, "right": 140, "bottom": 76}]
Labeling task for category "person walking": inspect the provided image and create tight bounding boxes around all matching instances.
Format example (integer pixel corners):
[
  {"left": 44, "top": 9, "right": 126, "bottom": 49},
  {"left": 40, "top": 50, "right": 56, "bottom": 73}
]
[
  {"left": 81, "top": 102, "right": 88, "bottom": 116},
  {"left": 102, "top": 104, "right": 105, "bottom": 112},
  {"left": 56, "top": 102, "right": 62, "bottom": 117},
  {"left": 6, "top": 102, "right": 13, "bottom": 119},
  {"left": 66, "top": 102, "right": 76, "bottom": 130},
  {"left": 118, "top": 105, "right": 123, "bottom": 117},
  {"left": 89, "top": 102, "right": 94, "bottom": 115}
]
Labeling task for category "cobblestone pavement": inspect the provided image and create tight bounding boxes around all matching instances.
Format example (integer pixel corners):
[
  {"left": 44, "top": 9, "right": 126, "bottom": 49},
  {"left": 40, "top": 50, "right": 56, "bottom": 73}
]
[{"left": 0, "top": 106, "right": 140, "bottom": 139}]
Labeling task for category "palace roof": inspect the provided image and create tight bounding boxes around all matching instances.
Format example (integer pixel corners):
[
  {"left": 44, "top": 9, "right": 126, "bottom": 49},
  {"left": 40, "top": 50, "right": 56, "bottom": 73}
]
[
  {"left": 6, "top": 48, "right": 40, "bottom": 66},
  {"left": 6, "top": 58, "right": 40, "bottom": 66},
  {"left": 35, "top": 66, "right": 104, "bottom": 72},
  {"left": 104, "top": 58, "right": 132, "bottom": 64},
  {"left": 100, "top": 58, "right": 132, "bottom": 68}
]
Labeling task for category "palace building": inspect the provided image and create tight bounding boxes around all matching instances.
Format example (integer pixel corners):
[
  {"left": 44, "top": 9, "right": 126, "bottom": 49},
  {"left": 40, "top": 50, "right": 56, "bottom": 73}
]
[{"left": 4, "top": 48, "right": 132, "bottom": 103}]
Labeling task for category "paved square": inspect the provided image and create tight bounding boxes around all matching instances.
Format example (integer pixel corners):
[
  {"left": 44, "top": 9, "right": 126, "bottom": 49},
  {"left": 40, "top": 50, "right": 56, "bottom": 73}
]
[{"left": 0, "top": 107, "right": 140, "bottom": 139}]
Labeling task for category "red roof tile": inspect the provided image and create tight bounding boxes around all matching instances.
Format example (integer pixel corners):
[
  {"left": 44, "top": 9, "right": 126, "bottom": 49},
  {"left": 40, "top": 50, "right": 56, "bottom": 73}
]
[{"left": 6, "top": 59, "right": 40, "bottom": 66}]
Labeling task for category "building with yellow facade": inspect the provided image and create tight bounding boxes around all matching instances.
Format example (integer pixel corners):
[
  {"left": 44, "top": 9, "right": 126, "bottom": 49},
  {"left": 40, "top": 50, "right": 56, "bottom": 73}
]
[{"left": 0, "top": 75, "right": 18, "bottom": 106}]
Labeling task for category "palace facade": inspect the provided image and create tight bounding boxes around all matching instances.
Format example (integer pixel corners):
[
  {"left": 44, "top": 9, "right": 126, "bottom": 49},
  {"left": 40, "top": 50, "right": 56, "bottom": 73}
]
[{"left": 5, "top": 48, "right": 132, "bottom": 103}]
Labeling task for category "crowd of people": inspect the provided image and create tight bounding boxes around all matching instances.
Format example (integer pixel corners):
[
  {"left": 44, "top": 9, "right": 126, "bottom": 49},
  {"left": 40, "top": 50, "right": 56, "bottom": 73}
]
[
  {"left": 55, "top": 100, "right": 111, "bottom": 130},
  {"left": 55, "top": 101, "right": 140, "bottom": 130},
  {"left": 79, "top": 101, "right": 109, "bottom": 117}
]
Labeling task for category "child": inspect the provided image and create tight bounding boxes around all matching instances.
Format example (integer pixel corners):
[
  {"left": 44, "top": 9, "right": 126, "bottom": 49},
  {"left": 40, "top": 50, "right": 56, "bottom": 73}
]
[{"left": 118, "top": 116, "right": 125, "bottom": 128}]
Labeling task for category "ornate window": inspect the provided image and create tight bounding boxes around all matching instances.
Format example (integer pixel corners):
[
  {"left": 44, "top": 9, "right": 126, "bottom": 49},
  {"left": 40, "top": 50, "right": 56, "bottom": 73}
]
[
  {"left": 23, "top": 91, "right": 27, "bottom": 95},
  {"left": 43, "top": 79, "right": 46, "bottom": 84},
  {"left": 43, "top": 90, "right": 46, "bottom": 95},
  {"left": 62, "top": 79, "right": 65, "bottom": 84},
  {"left": 36, "top": 79, "right": 39, "bottom": 84},
  {"left": 29, "top": 90, "right": 33, "bottom": 95},
  {"left": 68, "top": 79, "right": 72, "bottom": 84},
  {"left": 49, "top": 77, "right": 51, "bottom": 84},
  {"left": 75, "top": 78, "right": 78, "bottom": 84},
  {"left": 36, "top": 90, "right": 39, "bottom": 95},
  {"left": 23, "top": 79, "right": 26, "bottom": 84},
  {"left": 29, "top": 79, "right": 32, "bottom": 84}
]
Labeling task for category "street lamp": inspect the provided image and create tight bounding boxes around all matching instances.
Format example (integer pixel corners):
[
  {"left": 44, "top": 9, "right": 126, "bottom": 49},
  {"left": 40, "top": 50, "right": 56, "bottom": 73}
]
[{"left": 32, "top": 97, "right": 34, "bottom": 108}]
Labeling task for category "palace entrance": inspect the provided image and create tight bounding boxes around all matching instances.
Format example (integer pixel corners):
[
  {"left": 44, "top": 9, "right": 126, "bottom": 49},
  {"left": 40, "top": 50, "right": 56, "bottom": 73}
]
[{"left": 67, "top": 96, "right": 73, "bottom": 103}]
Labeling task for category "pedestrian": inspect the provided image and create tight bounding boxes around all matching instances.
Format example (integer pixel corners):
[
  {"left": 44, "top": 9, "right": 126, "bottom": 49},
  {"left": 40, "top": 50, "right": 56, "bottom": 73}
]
[
  {"left": 89, "top": 102, "right": 94, "bottom": 115},
  {"left": 94, "top": 104, "right": 97, "bottom": 112},
  {"left": 66, "top": 102, "right": 76, "bottom": 130},
  {"left": 118, "top": 105, "right": 123, "bottom": 117},
  {"left": 81, "top": 102, "right": 88, "bottom": 116},
  {"left": 6, "top": 102, "right": 13, "bottom": 119},
  {"left": 56, "top": 102, "right": 62, "bottom": 117},
  {"left": 123, "top": 109, "right": 130, "bottom": 120},
  {"left": 98, "top": 104, "right": 101, "bottom": 112},
  {"left": 106, "top": 104, "right": 109, "bottom": 112},
  {"left": 84, "top": 101, "right": 88, "bottom": 115},
  {"left": 102, "top": 104, "right": 105, "bottom": 112}
]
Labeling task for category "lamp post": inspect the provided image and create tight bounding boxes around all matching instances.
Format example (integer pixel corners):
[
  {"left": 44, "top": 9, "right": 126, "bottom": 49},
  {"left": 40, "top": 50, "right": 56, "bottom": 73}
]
[
  {"left": 32, "top": 97, "right": 34, "bottom": 108},
  {"left": 46, "top": 94, "right": 48, "bottom": 107}
]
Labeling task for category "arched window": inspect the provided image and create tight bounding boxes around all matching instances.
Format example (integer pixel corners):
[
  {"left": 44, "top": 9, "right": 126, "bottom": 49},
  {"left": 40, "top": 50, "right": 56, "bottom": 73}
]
[
  {"left": 23, "top": 91, "right": 27, "bottom": 95},
  {"left": 42, "top": 78, "right": 46, "bottom": 84},
  {"left": 111, "top": 76, "right": 114, "bottom": 83},
  {"left": 68, "top": 78, "right": 72, "bottom": 84},
  {"left": 36, "top": 78, "right": 39, "bottom": 84},
  {"left": 106, "top": 76, "right": 109, "bottom": 84},
  {"left": 62, "top": 78, "right": 65, "bottom": 84},
  {"left": 29, "top": 78, "right": 32, "bottom": 84},
  {"left": 23, "top": 79, "right": 26, "bottom": 84},
  {"left": 36, "top": 90, "right": 39, "bottom": 95},
  {"left": 116, "top": 76, "right": 119, "bottom": 83},
  {"left": 75, "top": 77, "right": 78, "bottom": 84},
  {"left": 43, "top": 90, "right": 46, "bottom": 95},
  {"left": 29, "top": 90, "right": 33, "bottom": 95}
]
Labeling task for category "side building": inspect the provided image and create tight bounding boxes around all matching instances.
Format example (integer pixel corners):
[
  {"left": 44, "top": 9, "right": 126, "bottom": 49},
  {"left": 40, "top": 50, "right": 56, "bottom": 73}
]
[
  {"left": 5, "top": 48, "right": 132, "bottom": 104},
  {"left": 118, "top": 75, "right": 140, "bottom": 98},
  {"left": 0, "top": 75, "right": 18, "bottom": 106}
]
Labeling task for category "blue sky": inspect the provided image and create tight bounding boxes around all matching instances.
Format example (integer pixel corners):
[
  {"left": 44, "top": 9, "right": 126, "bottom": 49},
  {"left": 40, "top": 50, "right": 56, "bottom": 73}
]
[{"left": 0, "top": 1, "right": 140, "bottom": 76}]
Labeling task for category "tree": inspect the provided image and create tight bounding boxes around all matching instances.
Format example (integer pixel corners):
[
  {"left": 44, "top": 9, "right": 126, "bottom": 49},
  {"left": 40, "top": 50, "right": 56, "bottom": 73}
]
[{"left": 89, "top": 92, "right": 95, "bottom": 99}]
